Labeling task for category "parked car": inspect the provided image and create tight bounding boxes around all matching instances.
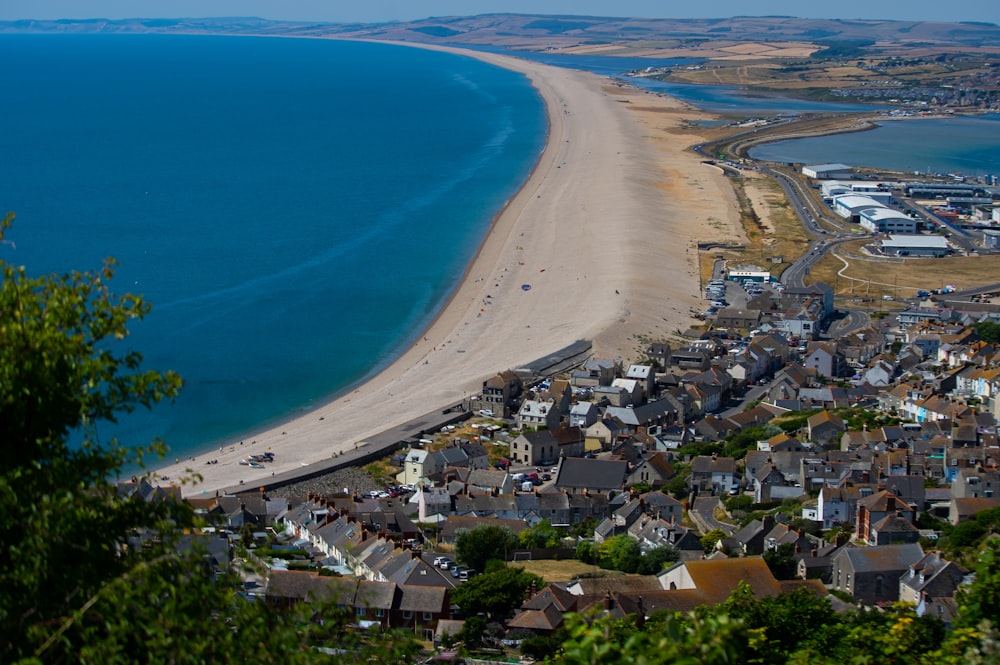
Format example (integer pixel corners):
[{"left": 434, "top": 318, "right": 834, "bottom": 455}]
[
  {"left": 451, "top": 566, "right": 465, "bottom": 578},
  {"left": 478, "top": 409, "right": 494, "bottom": 417},
  {"left": 459, "top": 569, "right": 476, "bottom": 581}
]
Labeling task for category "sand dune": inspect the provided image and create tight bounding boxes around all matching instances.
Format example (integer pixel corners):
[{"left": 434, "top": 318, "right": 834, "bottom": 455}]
[{"left": 155, "top": 44, "right": 740, "bottom": 497}]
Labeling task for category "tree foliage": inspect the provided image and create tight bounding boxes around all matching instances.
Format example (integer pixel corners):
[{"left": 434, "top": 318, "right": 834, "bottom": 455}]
[
  {"left": 449, "top": 566, "right": 541, "bottom": 620},
  {"left": 455, "top": 523, "right": 519, "bottom": 572}
]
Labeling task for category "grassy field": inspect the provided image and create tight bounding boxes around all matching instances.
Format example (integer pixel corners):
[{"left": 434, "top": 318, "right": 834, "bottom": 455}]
[
  {"left": 513, "top": 559, "right": 625, "bottom": 584},
  {"left": 807, "top": 240, "right": 1000, "bottom": 301}
]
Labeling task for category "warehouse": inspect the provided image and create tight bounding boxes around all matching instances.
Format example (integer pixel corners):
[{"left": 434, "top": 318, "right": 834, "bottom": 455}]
[
  {"left": 832, "top": 194, "right": 885, "bottom": 222},
  {"left": 879, "top": 235, "right": 950, "bottom": 257},
  {"left": 858, "top": 207, "right": 918, "bottom": 234},
  {"left": 802, "top": 163, "right": 853, "bottom": 179}
]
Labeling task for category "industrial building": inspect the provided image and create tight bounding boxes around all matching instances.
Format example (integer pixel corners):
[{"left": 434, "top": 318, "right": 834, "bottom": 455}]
[
  {"left": 832, "top": 194, "right": 885, "bottom": 221},
  {"left": 858, "top": 208, "right": 918, "bottom": 234},
  {"left": 821, "top": 180, "right": 893, "bottom": 205},
  {"left": 879, "top": 235, "right": 950, "bottom": 258},
  {"left": 802, "top": 163, "right": 853, "bottom": 179}
]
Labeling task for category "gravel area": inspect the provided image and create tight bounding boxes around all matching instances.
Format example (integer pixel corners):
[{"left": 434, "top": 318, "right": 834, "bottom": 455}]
[{"left": 268, "top": 465, "right": 382, "bottom": 498}]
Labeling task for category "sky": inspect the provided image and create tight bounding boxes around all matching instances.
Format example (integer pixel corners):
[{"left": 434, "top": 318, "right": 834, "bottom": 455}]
[{"left": 1, "top": 0, "right": 997, "bottom": 24}]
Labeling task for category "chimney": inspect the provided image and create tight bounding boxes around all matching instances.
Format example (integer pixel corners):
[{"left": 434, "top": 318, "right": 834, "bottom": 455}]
[
  {"left": 604, "top": 590, "right": 613, "bottom": 611},
  {"left": 810, "top": 548, "right": 817, "bottom": 558}
]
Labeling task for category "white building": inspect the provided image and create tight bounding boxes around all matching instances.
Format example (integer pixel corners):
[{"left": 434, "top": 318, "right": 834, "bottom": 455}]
[
  {"left": 821, "top": 180, "right": 892, "bottom": 205},
  {"left": 879, "top": 235, "right": 950, "bottom": 257},
  {"left": 802, "top": 163, "right": 853, "bottom": 179},
  {"left": 833, "top": 194, "right": 885, "bottom": 220},
  {"left": 858, "top": 207, "right": 918, "bottom": 234}
]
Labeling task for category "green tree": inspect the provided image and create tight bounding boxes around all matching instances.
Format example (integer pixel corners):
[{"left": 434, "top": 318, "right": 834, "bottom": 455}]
[
  {"left": 763, "top": 542, "right": 798, "bottom": 580},
  {"left": 520, "top": 519, "right": 562, "bottom": 548},
  {"left": 700, "top": 528, "right": 726, "bottom": 553},
  {"left": 597, "top": 535, "right": 642, "bottom": 573},
  {"left": 954, "top": 539, "right": 1000, "bottom": 631},
  {"left": 455, "top": 524, "right": 519, "bottom": 572},
  {"left": 636, "top": 544, "right": 680, "bottom": 575},
  {"left": 449, "top": 566, "right": 541, "bottom": 620},
  {"left": 575, "top": 539, "right": 596, "bottom": 564},
  {"left": 972, "top": 320, "right": 1000, "bottom": 344}
]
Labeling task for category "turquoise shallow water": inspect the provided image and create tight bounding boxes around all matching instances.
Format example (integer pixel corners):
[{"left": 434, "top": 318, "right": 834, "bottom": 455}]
[{"left": 0, "top": 34, "right": 546, "bottom": 459}]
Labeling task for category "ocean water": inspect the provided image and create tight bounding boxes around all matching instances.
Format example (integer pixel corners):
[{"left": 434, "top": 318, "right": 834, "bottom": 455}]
[
  {"left": 472, "top": 46, "right": 877, "bottom": 115},
  {"left": 748, "top": 114, "right": 1000, "bottom": 177},
  {"left": 0, "top": 34, "right": 546, "bottom": 460}
]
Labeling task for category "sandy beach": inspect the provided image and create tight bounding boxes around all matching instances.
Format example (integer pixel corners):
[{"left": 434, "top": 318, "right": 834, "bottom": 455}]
[{"left": 155, "top": 44, "right": 742, "bottom": 497}]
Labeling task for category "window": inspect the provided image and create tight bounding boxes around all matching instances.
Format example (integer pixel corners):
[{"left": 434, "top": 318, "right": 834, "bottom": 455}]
[
  {"left": 423, "top": 612, "right": 434, "bottom": 621},
  {"left": 375, "top": 608, "right": 384, "bottom": 617},
  {"left": 403, "top": 611, "right": 413, "bottom": 620},
  {"left": 356, "top": 607, "right": 366, "bottom": 617}
]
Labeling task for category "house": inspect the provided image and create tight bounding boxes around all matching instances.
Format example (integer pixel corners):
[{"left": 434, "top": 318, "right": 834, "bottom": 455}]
[
  {"left": 803, "top": 342, "right": 848, "bottom": 378},
  {"left": 856, "top": 490, "right": 916, "bottom": 544},
  {"left": 625, "top": 364, "right": 656, "bottom": 399},
  {"left": 729, "top": 515, "right": 776, "bottom": 556},
  {"left": 689, "top": 455, "right": 736, "bottom": 494},
  {"left": 831, "top": 543, "right": 924, "bottom": 604},
  {"left": 951, "top": 468, "right": 1000, "bottom": 499},
  {"left": 472, "top": 370, "right": 523, "bottom": 418},
  {"left": 555, "top": 457, "right": 629, "bottom": 493},
  {"left": 570, "top": 359, "right": 622, "bottom": 388},
  {"left": 795, "top": 533, "right": 852, "bottom": 582},
  {"left": 806, "top": 411, "right": 846, "bottom": 446},
  {"left": 657, "top": 557, "right": 827, "bottom": 603},
  {"left": 603, "top": 400, "right": 681, "bottom": 436},
  {"left": 585, "top": 416, "right": 628, "bottom": 450},
  {"left": 568, "top": 402, "right": 599, "bottom": 428},
  {"left": 610, "top": 378, "right": 644, "bottom": 406},
  {"left": 949, "top": 497, "right": 1000, "bottom": 525},
  {"left": 814, "top": 485, "right": 876, "bottom": 529},
  {"left": 398, "top": 449, "right": 430, "bottom": 486},
  {"left": 626, "top": 452, "right": 676, "bottom": 489},
  {"left": 869, "top": 514, "right": 921, "bottom": 546},
  {"left": 510, "top": 427, "right": 585, "bottom": 466},
  {"left": 898, "top": 552, "right": 969, "bottom": 624},
  {"left": 516, "top": 399, "right": 561, "bottom": 431}
]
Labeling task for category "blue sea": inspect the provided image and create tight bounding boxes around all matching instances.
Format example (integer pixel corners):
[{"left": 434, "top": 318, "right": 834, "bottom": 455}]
[{"left": 0, "top": 34, "right": 546, "bottom": 461}]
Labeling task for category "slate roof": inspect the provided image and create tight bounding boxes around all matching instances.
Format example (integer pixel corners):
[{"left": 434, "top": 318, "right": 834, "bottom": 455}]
[
  {"left": 840, "top": 543, "right": 924, "bottom": 573},
  {"left": 555, "top": 457, "right": 629, "bottom": 491},
  {"left": 396, "top": 585, "right": 447, "bottom": 612}
]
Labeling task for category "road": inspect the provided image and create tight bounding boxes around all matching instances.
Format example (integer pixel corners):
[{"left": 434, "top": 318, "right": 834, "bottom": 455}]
[{"left": 690, "top": 496, "right": 737, "bottom": 536}]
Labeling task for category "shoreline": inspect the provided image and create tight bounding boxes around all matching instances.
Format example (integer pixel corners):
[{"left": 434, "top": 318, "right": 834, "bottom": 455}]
[{"left": 152, "top": 40, "right": 734, "bottom": 497}]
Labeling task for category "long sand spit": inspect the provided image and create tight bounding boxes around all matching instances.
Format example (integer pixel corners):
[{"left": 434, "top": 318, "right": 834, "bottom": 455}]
[{"left": 156, "top": 43, "right": 742, "bottom": 496}]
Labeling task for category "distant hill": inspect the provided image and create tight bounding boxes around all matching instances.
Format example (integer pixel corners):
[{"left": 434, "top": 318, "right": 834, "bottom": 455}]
[{"left": 3, "top": 14, "right": 998, "bottom": 58}]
